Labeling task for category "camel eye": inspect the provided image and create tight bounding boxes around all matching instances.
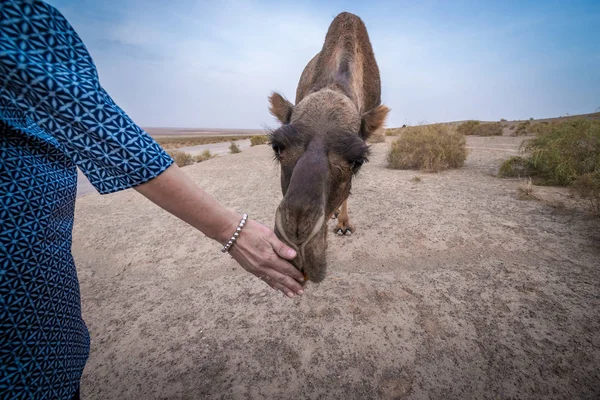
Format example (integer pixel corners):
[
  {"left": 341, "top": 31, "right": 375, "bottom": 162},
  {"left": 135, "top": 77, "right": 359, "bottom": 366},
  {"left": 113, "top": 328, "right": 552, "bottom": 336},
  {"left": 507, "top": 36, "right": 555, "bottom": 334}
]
[
  {"left": 351, "top": 159, "right": 365, "bottom": 173},
  {"left": 272, "top": 143, "right": 282, "bottom": 160}
]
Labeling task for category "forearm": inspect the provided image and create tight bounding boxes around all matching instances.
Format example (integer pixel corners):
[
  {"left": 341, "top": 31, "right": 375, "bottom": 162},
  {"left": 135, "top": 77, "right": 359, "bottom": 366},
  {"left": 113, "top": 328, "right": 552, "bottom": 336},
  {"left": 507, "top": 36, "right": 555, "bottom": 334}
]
[{"left": 134, "top": 164, "right": 239, "bottom": 244}]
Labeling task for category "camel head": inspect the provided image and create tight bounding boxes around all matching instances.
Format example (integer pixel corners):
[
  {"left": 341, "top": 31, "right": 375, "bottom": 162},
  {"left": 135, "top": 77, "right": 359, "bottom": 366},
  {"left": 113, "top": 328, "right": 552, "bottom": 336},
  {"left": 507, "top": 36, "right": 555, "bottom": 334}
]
[{"left": 268, "top": 89, "right": 389, "bottom": 282}]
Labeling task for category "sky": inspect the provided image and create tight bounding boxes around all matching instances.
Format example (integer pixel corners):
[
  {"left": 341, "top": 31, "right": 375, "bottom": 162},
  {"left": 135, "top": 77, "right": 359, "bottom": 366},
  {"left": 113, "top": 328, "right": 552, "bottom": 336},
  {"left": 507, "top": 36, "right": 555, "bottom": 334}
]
[{"left": 49, "top": 0, "right": 600, "bottom": 129}]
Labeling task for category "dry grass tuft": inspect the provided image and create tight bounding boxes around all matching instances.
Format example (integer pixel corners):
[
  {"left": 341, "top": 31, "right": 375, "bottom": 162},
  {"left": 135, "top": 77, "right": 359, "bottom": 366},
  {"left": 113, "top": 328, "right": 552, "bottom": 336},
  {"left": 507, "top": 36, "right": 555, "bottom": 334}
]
[
  {"left": 167, "top": 150, "right": 194, "bottom": 167},
  {"left": 387, "top": 124, "right": 467, "bottom": 172},
  {"left": 476, "top": 122, "right": 503, "bottom": 136},
  {"left": 456, "top": 121, "right": 502, "bottom": 136},
  {"left": 167, "top": 149, "right": 216, "bottom": 167},
  {"left": 457, "top": 120, "right": 502, "bottom": 136},
  {"left": 514, "top": 121, "right": 531, "bottom": 136},
  {"left": 517, "top": 178, "right": 537, "bottom": 200},
  {"left": 572, "top": 172, "right": 600, "bottom": 215},
  {"left": 250, "top": 135, "right": 269, "bottom": 146},
  {"left": 457, "top": 120, "right": 480, "bottom": 136},
  {"left": 229, "top": 141, "right": 241, "bottom": 154},
  {"left": 411, "top": 176, "right": 422, "bottom": 183},
  {"left": 194, "top": 150, "right": 215, "bottom": 163},
  {"left": 156, "top": 135, "right": 250, "bottom": 150},
  {"left": 528, "top": 121, "right": 554, "bottom": 136},
  {"left": 513, "top": 121, "right": 555, "bottom": 136}
]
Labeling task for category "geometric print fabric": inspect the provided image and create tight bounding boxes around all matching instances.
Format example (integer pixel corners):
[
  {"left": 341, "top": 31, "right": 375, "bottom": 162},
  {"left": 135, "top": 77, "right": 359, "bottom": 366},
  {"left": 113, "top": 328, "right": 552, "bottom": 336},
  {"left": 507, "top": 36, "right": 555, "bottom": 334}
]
[{"left": 1, "top": 1, "right": 173, "bottom": 398}]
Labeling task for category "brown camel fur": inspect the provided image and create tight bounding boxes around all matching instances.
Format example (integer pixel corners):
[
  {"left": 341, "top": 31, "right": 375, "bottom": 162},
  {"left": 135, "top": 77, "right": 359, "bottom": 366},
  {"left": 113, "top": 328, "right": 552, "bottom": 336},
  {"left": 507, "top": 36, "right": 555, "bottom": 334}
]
[{"left": 268, "top": 12, "right": 389, "bottom": 282}]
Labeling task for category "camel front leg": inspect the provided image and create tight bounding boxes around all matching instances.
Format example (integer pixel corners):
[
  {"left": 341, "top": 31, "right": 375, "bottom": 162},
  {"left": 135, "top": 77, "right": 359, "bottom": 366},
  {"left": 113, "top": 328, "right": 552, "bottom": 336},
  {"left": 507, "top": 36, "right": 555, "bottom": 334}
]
[{"left": 334, "top": 199, "right": 355, "bottom": 236}]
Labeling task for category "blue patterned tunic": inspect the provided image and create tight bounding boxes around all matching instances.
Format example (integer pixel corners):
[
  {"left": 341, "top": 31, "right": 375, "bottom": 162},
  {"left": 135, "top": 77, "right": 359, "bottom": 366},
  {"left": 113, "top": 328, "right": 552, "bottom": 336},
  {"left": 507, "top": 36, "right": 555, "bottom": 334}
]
[{"left": 0, "top": 1, "right": 174, "bottom": 398}]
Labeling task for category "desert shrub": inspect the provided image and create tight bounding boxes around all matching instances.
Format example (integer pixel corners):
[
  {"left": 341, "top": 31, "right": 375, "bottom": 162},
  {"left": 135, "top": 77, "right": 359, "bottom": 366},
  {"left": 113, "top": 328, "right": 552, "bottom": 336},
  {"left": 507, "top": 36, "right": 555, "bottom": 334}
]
[
  {"left": 500, "top": 120, "right": 600, "bottom": 214},
  {"left": 513, "top": 121, "right": 555, "bottom": 136},
  {"left": 156, "top": 135, "right": 250, "bottom": 150},
  {"left": 528, "top": 121, "right": 554, "bottom": 136},
  {"left": 572, "top": 172, "right": 600, "bottom": 215},
  {"left": 500, "top": 118, "right": 507, "bottom": 122},
  {"left": 229, "top": 141, "right": 241, "bottom": 154},
  {"left": 475, "top": 122, "right": 503, "bottom": 136},
  {"left": 194, "top": 150, "right": 214, "bottom": 162},
  {"left": 457, "top": 120, "right": 480, "bottom": 136},
  {"left": 387, "top": 124, "right": 467, "bottom": 172},
  {"left": 522, "top": 120, "right": 600, "bottom": 186},
  {"left": 167, "top": 150, "right": 194, "bottom": 167},
  {"left": 250, "top": 135, "right": 269, "bottom": 146},
  {"left": 498, "top": 156, "right": 530, "bottom": 178},
  {"left": 514, "top": 121, "right": 531, "bottom": 136},
  {"left": 509, "top": 125, "right": 516, "bottom": 131},
  {"left": 458, "top": 120, "right": 502, "bottom": 136}
]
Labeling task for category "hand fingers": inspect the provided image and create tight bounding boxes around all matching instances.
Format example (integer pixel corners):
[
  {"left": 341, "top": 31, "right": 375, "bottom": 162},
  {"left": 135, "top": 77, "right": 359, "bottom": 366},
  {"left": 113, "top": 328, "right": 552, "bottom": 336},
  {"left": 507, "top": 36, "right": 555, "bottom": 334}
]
[
  {"left": 268, "top": 267, "right": 304, "bottom": 295},
  {"left": 261, "top": 275, "right": 300, "bottom": 298},
  {"left": 267, "top": 254, "right": 305, "bottom": 283},
  {"left": 268, "top": 233, "right": 297, "bottom": 261}
]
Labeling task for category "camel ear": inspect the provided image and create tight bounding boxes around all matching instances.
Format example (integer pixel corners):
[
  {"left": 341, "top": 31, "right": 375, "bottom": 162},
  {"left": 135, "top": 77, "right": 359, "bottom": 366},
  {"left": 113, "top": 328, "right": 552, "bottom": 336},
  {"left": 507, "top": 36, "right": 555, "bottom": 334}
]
[
  {"left": 360, "top": 104, "right": 390, "bottom": 141},
  {"left": 268, "top": 92, "right": 294, "bottom": 124}
]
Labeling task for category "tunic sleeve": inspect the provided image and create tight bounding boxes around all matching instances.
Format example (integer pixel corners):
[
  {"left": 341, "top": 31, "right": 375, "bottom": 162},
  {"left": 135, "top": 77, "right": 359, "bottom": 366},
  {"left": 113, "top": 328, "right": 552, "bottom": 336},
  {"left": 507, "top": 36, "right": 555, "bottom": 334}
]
[{"left": 0, "top": 0, "right": 173, "bottom": 194}]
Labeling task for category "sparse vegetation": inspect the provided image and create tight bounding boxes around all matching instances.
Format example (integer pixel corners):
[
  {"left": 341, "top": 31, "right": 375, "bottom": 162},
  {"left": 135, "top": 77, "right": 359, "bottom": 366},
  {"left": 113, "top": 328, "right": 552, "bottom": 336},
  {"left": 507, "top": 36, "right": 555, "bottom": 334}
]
[
  {"left": 500, "top": 118, "right": 507, "bottom": 122},
  {"left": 167, "top": 150, "right": 195, "bottom": 167},
  {"left": 513, "top": 121, "right": 555, "bottom": 136},
  {"left": 250, "top": 135, "right": 269, "bottom": 146},
  {"left": 457, "top": 120, "right": 480, "bottom": 136},
  {"left": 167, "top": 149, "right": 215, "bottom": 167},
  {"left": 411, "top": 176, "right": 422, "bottom": 183},
  {"left": 517, "top": 178, "right": 537, "bottom": 200},
  {"left": 498, "top": 156, "right": 529, "bottom": 178},
  {"left": 457, "top": 120, "right": 502, "bottom": 136},
  {"left": 572, "top": 172, "right": 600, "bottom": 215},
  {"left": 523, "top": 120, "right": 600, "bottom": 186},
  {"left": 387, "top": 124, "right": 467, "bottom": 172},
  {"left": 156, "top": 135, "right": 250, "bottom": 150},
  {"left": 500, "top": 119, "right": 600, "bottom": 214},
  {"left": 528, "top": 121, "right": 554, "bottom": 136},
  {"left": 514, "top": 121, "right": 530, "bottom": 136},
  {"left": 229, "top": 141, "right": 241, "bottom": 154},
  {"left": 194, "top": 150, "right": 215, "bottom": 162},
  {"left": 476, "top": 122, "right": 503, "bottom": 136}
]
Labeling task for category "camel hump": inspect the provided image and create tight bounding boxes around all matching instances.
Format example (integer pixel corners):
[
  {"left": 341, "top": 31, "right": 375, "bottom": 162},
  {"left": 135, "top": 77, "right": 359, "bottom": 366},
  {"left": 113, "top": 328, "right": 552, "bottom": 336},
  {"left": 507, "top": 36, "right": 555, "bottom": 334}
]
[
  {"left": 331, "top": 12, "right": 364, "bottom": 25},
  {"left": 326, "top": 12, "right": 368, "bottom": 44},
  {"left": 313, "top": 11, "right": 379, "bottom": 111}
]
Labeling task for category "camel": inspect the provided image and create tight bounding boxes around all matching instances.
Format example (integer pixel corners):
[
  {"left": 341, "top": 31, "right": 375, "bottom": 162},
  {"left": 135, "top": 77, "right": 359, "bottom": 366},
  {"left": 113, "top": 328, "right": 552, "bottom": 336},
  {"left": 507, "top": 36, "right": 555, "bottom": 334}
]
[{"left": 268, "top": 12, "right": 389, "bottom": 282}]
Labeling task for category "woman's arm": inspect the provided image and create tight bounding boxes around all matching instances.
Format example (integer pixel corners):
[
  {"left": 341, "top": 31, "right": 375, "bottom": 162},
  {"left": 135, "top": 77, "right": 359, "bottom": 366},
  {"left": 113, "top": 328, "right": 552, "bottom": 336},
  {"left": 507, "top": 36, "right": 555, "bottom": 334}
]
[
  {"left": 0, "top": 1, "right": 304, "bottom": 298},
  {"left": 135, "top": 164, "right": 305, "bottom": 297}
]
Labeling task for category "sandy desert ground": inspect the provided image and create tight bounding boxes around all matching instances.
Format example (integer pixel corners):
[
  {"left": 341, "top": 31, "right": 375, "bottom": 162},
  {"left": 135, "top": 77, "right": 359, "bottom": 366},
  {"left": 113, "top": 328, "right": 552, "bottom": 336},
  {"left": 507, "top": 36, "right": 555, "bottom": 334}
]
[{"left": 73, "top": 135, "right": 600, "bottom": 399}]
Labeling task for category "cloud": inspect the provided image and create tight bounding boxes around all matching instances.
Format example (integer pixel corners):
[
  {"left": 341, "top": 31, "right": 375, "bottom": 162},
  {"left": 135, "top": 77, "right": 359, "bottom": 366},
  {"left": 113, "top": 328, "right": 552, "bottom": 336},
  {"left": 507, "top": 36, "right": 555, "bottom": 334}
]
[{"left": 50, "top": 0, "right": 600, "bottom": 128}]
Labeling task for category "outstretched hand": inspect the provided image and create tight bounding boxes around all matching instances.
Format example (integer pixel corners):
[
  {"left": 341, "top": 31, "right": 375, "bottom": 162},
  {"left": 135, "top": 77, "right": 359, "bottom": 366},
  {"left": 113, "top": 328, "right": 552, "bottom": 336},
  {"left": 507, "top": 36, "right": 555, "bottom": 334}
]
[
  {"left": 228, "top": 219, "right": 305, "bottom": 298},
  {"left": 134, "top": 165, "right": 304, "bottom": 298}
]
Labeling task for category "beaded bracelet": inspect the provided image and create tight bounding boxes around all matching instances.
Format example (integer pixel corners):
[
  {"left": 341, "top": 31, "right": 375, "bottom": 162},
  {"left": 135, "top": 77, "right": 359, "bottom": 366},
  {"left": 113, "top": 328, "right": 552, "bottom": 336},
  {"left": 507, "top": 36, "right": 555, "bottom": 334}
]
[{"left": 221, "top": 213, "right": 248, "bottom": 253}]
